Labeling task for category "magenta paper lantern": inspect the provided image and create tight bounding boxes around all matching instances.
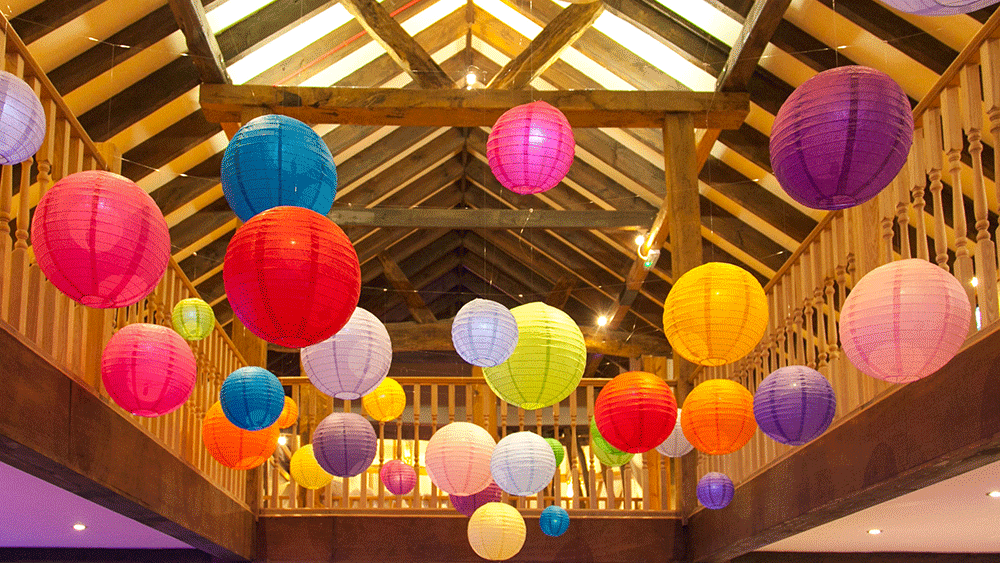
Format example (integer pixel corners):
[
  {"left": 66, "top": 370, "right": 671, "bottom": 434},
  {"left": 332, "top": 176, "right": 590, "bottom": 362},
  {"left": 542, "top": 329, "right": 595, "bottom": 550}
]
[
  {"left": 876, "top": 0, "right": 998, "bottom": 15},
  {"left": 486, "top": 101, "right": 574, "bottom": 195},
  {"left": 450, "top": 481, "right": 503, "bottom": 517},
  {"left": 770, "top": 66, "right": 913, "bottom": 210},
  {"left": 840, "top": 259, "right": 970, "bottom": 384},
  {"left": 311, "top": 412, "right": 378, "bottom": 478},
  {"left": 380, "top": 459, "right": 417, "bottom": 496},
  {"left": 101, "top": 323, "right": 196, "bottom": 417},
  {"left": 0, "top": 71, "right": 45, "bottom": 164},
  {"left": 32, "top": 171, "right": 170, "bottom": 308}
]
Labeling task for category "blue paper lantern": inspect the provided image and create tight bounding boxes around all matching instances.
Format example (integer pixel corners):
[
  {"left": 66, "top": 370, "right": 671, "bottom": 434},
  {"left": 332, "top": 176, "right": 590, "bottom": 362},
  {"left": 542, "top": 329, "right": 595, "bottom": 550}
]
[
  {"left": 697, "top": 472, "right": 734, "bottom": 509},
  {"left": 539, "top": 505, "right": 569, "bottom": 537},
  {"left": 220, "top": 366, "right": 285, "bottom": 431},
  {"left": 753, "top": 366, "right": 836, "bottom": 446},
  {"left": 491, "top": 431, "right": 556, "bottom": 496},
  {"left": 451, "top": 299, "right": 519, "bottom": 367},
  {"left": 221, "top": 115, "right": 338, "bottom": 221}
]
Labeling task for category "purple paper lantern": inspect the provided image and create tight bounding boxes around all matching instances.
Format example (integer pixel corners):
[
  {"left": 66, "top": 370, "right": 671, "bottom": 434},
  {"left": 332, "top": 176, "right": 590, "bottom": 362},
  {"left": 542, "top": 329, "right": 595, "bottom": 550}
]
[
  {"left": 876, "top": 0, "right": 998, "bottom": 15},
  {"left": 770, "top": 66, "right": 913, "bottom": 210},
  {"left": 311, "top": 412, "right": 377, "bottom": 478},
  {"left": 753, "top": 366, "right": 837, "bottom": 446},
  {"left": 450, "top": 481, "right": 503, "bottom": 517},
  {"left": 0, "top": 71, "right": 45, "bottom": 165},
  {"left": 380, "top": 460, "right": 417, "bottom": 496},
  {"left": 487, "top": 101, "right": 574, "bottom": 195},
  {"left": 697, "top": 472, "right": 734, "bottom": 510}
]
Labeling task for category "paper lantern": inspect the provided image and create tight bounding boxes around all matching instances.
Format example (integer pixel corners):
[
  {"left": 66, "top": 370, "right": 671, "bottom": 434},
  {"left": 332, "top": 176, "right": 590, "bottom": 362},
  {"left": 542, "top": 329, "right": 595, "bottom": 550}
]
[
  {"left": 220, "top": 366, "right": 285, "bottom": 431},
  {"left": 203, "top": 402, "right": 278, "bottom": 470},
  {"left": 452, "top": 299, "right": 519, "bottom": 367},
  {"left": 451, "top": 481, "right": 503, "bottom": 517},
  {"left": 311, "top": 412, "right": 377, "bottom": 478},
  {"left": 362, "top": 377, "right": 406, "bottom": 422},
  {"left": 32, "top": 171, "right": 170, "bottom": 308},
  {"left": 380, "top": 459, "right": 417, "bottom": 495},
  {"left": 589, "top": 418, "right": 633, "bottom": 467},
  {"left": 487, "top": 101, "right": 574, "bottom": 195},
  {"left": 483, "top": 303, "right": 586, "bottom": 409},
  {"left": 594, "top": 371, "right": 677, "bottom": 453},
  {"left": 468, "top": 503, "right": 526, "bottom": 561},
  {"left": 101, "top": 323, "right": 196, "bottom": 417},
  {"left": 171, "top": 298, "right": 214, "bottom": 341},
  {"left": 274, "top": 396, "right": 298, "bottom": 429},
  {"left": 301, "top": 307, "right": 392, "bottom": 399},
  {"left": 224, "top": 206, "right": 360, "bottom": 348},
  {"left": 839, "top": 258, "right": 970, "bottom": 383},
  {"left": 290, "top": 444, "right": 333, "bottom": 489},
  {"left": 876, "top": 0, "right": 998, "bottom": 15},
  {"left": 682, "top": 379, "right": 756, "bottom": 455},
  {"left": 697, "top": 472, "right": 735, "bottom": 509},
  {"left": 0, "top": 71, "right": 45, "bottom": 164},
  {"left": 545, "top": 438, "right": 565, "bottom": 467},
  {"left": 770, "top": 66, "right": 913, "bottom": 210},
  {"left": 539, "top": 505, "right": 570, "bottom": 537},
  {"left": 491, "top": 432, "right": 556, "bottom": 496},
  {"left": 221, "top": 115, "right": 338, "bottom": 221},
  {"left": 754, "top": 366, "right": 837, "bottom": 446},
  {"left": 425, "top": 422, "right": 496, "bottom": 495},
  {"left": 663, "top": 262, "right": 768, "bottom": 367},
  {"left": 656, "top": 408, "right": 694, "bottom": 458}
]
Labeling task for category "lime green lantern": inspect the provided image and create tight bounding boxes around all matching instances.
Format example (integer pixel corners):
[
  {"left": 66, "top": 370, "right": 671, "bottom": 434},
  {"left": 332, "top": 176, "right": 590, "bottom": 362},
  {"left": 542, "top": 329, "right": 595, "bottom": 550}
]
[
  {"left": 482, "top": 302, "right": 585, "bottom": 410},
  {"left": 172, "top": 298, "right": 215, "bottom": 341},
  {"left": 590, "top": 418, "right": 633, "bottom": 467},
  {"left": 545, "top": 437, "right": 565, "bottom": 467}
]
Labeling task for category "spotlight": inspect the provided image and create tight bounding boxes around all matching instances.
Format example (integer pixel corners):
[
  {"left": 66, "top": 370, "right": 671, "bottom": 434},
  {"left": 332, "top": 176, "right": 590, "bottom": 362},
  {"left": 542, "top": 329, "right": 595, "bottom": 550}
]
[
  {"left": 635, "top": 234, "right": 645, "bottom": 246},
  {"left": 867, "top": 529, "right": 881, "bottom": 535},
  {"left": 597, "top": 315, "right": 608, "bottom": 327},
  {"left": 277, "top": 435, "right": 288, "bottom": 446},
  {"left": 73, "top": 523, "right": 86, "bottom": 531}
]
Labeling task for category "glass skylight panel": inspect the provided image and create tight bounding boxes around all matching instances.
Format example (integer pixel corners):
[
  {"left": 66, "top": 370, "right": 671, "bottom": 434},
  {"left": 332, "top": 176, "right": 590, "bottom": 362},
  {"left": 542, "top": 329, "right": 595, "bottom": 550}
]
[
  {"left": 651, "top": 0, "right": 742, "bottom": 46},
  {"left": 205, "top": 0, "right": 277, "bottom": 34},
  {"left": 475, "top": 0, "right": 541, "bottom": 39}
]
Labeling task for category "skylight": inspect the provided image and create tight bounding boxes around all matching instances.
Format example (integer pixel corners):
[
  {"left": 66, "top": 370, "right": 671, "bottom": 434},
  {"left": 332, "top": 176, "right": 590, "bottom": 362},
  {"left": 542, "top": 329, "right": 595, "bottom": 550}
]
[
  {"left": 205, "top": 0, "right": 277, "bottom": 34},
  {"left": 651, "top": 0, "right": 742, "bottom": 46}
]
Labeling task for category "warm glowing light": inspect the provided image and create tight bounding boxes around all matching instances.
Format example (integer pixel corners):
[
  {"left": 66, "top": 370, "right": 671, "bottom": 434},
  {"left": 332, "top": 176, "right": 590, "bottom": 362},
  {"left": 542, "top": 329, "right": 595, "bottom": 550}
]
[
  {"left": 277, "top": 435, "right": 288, "bottom": 446},
  {"left": 988, "top": 491, "right": 1000, "bottom": 498},
  {"left": 465, "top": 71, "right": 478, "bottom": 89},
  {"left": 971, "top": 276, "right": 980, "bottom": 287},
  {"left": 597, "top": 315, "right": 608, "bottom": 327},
  {"left": 635, "top": 234, "right": 645, "bottom": 246},
  {"left": 73, "top": 523, "right": 86, "bottom": 531},
  {"left": 868, "top": 529, "right": 882, "bottom": 535}
]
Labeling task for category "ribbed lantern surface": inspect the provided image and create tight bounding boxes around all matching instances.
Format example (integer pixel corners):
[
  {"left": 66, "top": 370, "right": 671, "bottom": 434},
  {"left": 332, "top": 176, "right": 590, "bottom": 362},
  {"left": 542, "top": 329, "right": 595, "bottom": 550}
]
[
  {"left": 487, "top": 101, "right": 574, "bottom": 195},
  {"left": 223, "top": 206, "right": 360, "bottom": 348},
  {"left": 311, "top": 412, "right": 377, "bottom": 478},
  {"left": 589, "top": 418, "right": 633, "bottom": 467},
  {"left": 539, "top": 505, "right": 570, "bottom": 537},
  {"left": 754, "top": 366, "right": 837, "bottom": 445},
  {"left": 203, "top": 401, "right": 279, "bottom": 470},
  {"left": 290, "top": 444, "right": 333, "bottom": 489},
  {"left": 656, "top": 408, "right": 694, "bottom": 458},
  {"left": 545, "top": 438, "right": 565, "bottom": 467},
  {"left": 425, "top": 422, "right": 496, "bottom": 496},
  {"left": 171, "top": 298, "right": 215, "bottom": 341},
  {"left": 451, "top": 481, "right": 503, "bottom": 517},
  {"left": 101, "top": 323, "right": 196, "bottom": 417},
  {"left": 274, "top": 396, "right": 299, "bottom": 429},
  {"left": 697, "top": 472, "right": 735, "bottom": 509},
  {"left": 468, "top": 503, "right": 526, "bottom": 561},
  {"left": 362, "top": 377, "right": 406, "bottom": 421},
  {"left": 0, "top": 71, "right": 45, "bottom": 164},
  {"left": 682, "top": 379, "right": 756, "bottom": 455},
  {"left": 301, "top": 307, "right": 392, "bottom": 399},
  {"left": 594, "top": 371, "right": 677, "bottom": 453},
  {"left": 876, "top": 0, "right": 997, "bottom": 15},
  {"left": 491, "top": 431, "right": 557, "bottom": 496},
  {"left": 380, "top": 459, "right": 417, "bottom": 495},
  {"left": 32, "top": 171, "right": 170, "bottom": 309},
  {"left": 451, "top": 299, "right": 519, "bottom": 367},
  {"left": 220, "top": 366, "right": 285, "bottom": 431}
]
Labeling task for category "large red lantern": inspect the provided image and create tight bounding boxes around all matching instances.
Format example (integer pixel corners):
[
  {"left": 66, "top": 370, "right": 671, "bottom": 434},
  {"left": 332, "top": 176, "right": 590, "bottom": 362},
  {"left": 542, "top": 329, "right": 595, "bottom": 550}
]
[
  {"left": 594, "top": 371, "right": 677, "bottom": 453},
  {"left": 223, "top": 206, "right": 361, "bottom": 348}
]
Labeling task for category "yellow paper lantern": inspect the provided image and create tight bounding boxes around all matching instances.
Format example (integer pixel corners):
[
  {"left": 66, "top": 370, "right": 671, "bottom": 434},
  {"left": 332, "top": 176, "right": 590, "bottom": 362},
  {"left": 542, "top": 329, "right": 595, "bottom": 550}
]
[
  {"left": 662, "top": 262, "right": 768, "bottom": 366},
  {"left": 681, "top": 379, "right": 756, "bottom": 455},
  {"left": 274, "top": 396, "right": 298, "bottom": 429},
  {"left": 290, "top": 444, "right": 333, "bottom": 490},
  {"left": 171, "top": 298, "right": 215, "bottom": 341},
  {"left": 467, "top": 502, "right": 526, "bottom": 561},
  {"left": 363, "top": 377, "right": 406, "bottom": 421}
]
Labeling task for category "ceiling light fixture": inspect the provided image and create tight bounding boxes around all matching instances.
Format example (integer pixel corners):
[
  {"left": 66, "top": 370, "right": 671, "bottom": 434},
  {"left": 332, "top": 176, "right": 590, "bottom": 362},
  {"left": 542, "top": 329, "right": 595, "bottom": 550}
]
[
  {"left": 971, "top": 276, "right": 980, "bottom": 288},
  {"left": 465, "top": 66, "right": 479, "bottom": 89},
  {"left": 867, "top": 529, "right": 881, "bottom": 535},
  {"left": 635, "top": 234, "right": 645, "bottom": 246},
  {"left": 597, "top": 315, "right": 608, "bottom": 327},
  {"left": 277, "top": 435, "right": 288, "bottom": 446},
  {"left": 987, "top": 490, "right": 1000, "bottom": 498},
  {"left": 73, "top": 523, "right": 86, "bottom": 531}
]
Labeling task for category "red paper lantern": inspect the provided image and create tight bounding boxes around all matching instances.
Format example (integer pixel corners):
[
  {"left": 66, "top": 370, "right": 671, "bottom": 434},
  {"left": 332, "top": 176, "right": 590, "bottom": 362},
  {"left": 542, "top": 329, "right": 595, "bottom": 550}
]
[
  {"left": 594, "top": 371, "right": 677, "bottom": 453},
  {"left": 223, "top": 206, "right": 361, "bottom": 348},
  {"left": 101, "top": 323, "right": 196, "bottom": 417},
  {"left": 31, "top": 170, "right": 170, "bottom": 308}
]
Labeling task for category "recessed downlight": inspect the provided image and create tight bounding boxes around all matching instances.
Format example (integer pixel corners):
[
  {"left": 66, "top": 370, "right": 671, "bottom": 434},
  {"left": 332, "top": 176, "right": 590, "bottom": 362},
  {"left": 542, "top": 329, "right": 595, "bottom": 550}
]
[
  {"left": 867, "top": 529, "right": 881, "bottom": 535},
  {"left": 72, "top": 523, "right": 86, "bottom": 531},
  {"left": 988, "top": 490, "right": 1000, "bottom": 498}
]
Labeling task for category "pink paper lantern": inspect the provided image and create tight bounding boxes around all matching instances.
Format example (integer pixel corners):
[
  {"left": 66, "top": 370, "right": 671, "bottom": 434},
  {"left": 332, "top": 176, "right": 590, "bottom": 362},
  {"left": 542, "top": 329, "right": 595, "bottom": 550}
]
[
  {"left": 839, "top": 259, "right": 971, "bottom": 384},
  {"left": 380, "top": 459, "right": 417, "bottom": 496},
  {"left": 486, "top": 101, "right": 574, "bottom": 195},
  {"left": 425, "top": 422, "right": 496, "bottom": 496},
  {"left": 101, "top": 323, "right": 197, "bottom": 417},
  {"left": 31, "top": 171, "right": 171, "bottom": 308}
]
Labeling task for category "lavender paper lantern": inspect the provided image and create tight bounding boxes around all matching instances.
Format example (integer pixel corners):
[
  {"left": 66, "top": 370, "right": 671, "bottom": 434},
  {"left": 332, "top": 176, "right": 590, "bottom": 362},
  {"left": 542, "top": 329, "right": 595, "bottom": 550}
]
[
  {"left": 876, "top": 0, "right": 998, "bottom": 15},
  {"left": 770, "top": 66, "right": 913, "bottom": 210},
  {"left": 697, "top": 472, "right": 734, "bottom": 509},
  {"left": 451, "top": 481, "right": 503, "bottom": 517},
  {"left": 425, "top": 422, "right": 496, "bottom": 496},
  {"left": 451, "top": 299, "right": 519, "bottom": 367},
  {"left": 487, "top": 101, "right": 574, "bottom": 195},
  {"left": 656, "top": 408, "right": 694, "bottom": 458},
  {"left": 301, "top": 307, "right": 392, "bottom": 399},
  {"left": 0, "top": 71, "right": 45, "bottom": 164},
  {"left": 101, "top": 323, "right": 196, "bottom": 417},
  {"left": 490, "top": 431, "right": 556, "bottom": 496},
  {"left": 839, "top": 258, "right": 970, "bottom": 383},
  {"left": 311, "top": 412, "right": 377, "bottom": 478},
  {"left": 380, "top": 459, "right": 417, "bottom": 496},
  {"left": 754, "top": 366, "right": 836, "bottom": 446}
]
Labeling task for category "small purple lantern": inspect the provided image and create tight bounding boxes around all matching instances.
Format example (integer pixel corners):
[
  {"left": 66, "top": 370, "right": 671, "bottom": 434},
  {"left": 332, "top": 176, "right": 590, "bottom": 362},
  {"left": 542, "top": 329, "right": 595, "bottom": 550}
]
[
  {"left": 487, "top": 101, "right": 574, "bottom": 195},
  {"left": 450, "top": 481, "right": 503, "bottom": 517},
  {"left": 380, "top": 460, "right": 417, "bottom": 496},
  {"left": 770, "top": 66, "right": 913, "bottom": 210},
  {"left": 876, "top": 0, "right": 998, "bottom": 15},
  {"left": 697, "top": 472, "right": 734, "bottom": 510},
  {"left": 0, "top": 71, "right": 45, "bottom": 165},
  {"left": 311, "top": 412, "right": 377, "bottom": 478},
  {"left": 753, "top": 366, "right": 837, "bottom": 446}
]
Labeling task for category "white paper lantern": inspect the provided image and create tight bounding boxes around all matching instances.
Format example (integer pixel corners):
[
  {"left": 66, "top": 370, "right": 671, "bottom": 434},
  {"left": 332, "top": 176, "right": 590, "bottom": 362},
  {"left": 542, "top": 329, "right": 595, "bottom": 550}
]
[
  {"left": 876, "top": 0, "right": 997, "bottom": 15},
  {"left": 425, "top": 422, "right": 496, "bottom": 495},
  {"left": 301, "top": 307, "right": 392, "bottom": 399},
  {"left": 490, "top": 431, "right": 556, "bottom": 496},
  {"left": 452, "top": 299, "right": 519, "bottom": 367},
  {"left": 468, "top": 503, "right": 526, "bottom": 561},
  {"left": 656, "top": 408, "right": 693, "bottom": 458}
]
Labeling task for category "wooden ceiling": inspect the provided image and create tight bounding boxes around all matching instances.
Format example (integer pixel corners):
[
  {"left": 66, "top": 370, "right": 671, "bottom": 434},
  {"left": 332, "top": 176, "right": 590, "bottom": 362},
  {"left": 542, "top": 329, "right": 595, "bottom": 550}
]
[{"left": 8, "top": 0, "right": 995, "bottom": 376}]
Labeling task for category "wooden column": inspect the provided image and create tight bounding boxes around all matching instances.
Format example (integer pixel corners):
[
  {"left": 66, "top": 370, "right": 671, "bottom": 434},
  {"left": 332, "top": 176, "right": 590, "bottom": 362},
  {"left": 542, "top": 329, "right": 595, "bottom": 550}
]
[{"left": 231, "top": 317, "right": 266, "bottom": 368}]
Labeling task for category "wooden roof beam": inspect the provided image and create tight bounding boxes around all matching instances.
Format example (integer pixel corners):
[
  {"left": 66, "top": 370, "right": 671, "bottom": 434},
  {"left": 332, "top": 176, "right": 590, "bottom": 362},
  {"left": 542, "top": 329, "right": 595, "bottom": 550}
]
[
  {"left": 168, "top": 0, "right": 231, "bottom": 85},
  {"left": 544, "top": 275, "right": 577, "bottom": 308},
  {"left": 377, "top": 254, "right": 438, "bottom": 324},
  {"left": 327, "top": 207, "right": 655, "bottom": 229}
]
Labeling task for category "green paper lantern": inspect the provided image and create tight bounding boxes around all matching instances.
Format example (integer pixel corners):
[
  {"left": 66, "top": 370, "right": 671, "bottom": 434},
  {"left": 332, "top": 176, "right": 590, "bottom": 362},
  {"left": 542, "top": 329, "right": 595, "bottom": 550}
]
[
  {"left": 172, "top": 298, "right": 215, "bottom": 341},
  {"left": 545, "top": 438, "right": 565, "bottom": 467},
  {"left": 590, "top": 418, "right": 633, "bottom": 467},
  {"left": 482, "top": 302, "right": 586, "bottom": 409}
]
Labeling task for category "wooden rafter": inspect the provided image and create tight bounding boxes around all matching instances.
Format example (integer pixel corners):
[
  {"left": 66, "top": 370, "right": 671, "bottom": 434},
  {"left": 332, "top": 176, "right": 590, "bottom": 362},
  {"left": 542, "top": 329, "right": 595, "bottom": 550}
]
[
  {"left": 544, "top": 275, "right": 577, "bottom": 308},
  {"left": 377, "top": 254, "right": 438, "bottom": 324},
  {"left": 168, "top": 0, "right": 231, "bottom": 85},
  {"left": 326, "top": 208, "right": 655, "bottom": 229}
]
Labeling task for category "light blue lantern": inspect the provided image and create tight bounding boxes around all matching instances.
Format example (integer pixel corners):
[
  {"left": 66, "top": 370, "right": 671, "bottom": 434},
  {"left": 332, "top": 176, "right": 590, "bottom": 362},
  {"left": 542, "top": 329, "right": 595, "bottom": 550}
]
[
  {"left": 451, "top": 299, "right": 518, "bottom": 367},
  {"left": 539, "top": 505, "right": 569, "bottom": 537},
  {"left": 220, "top": 366, "right": 285, "bottom": 431},
  {"left": 490, "top": 431, "right": 556, "bottom": 496}
]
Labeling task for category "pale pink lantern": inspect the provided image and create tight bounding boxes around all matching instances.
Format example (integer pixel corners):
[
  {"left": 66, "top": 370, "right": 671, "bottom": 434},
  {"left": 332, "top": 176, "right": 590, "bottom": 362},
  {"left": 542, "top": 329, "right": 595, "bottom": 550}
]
[
  {"left": 380, "top": 459, "right": 417, "bottom": 496},
  {"left": 839, "top": 259, "right": 971, "bottom": 384},
  {"left": 424, "top": 422, "right": 496, "bottom": 495},
  {"left": 486, "top": 101, "right": 574, "bottom": 195},
  {"left": 101, "top": 323, "right": 197, "bottom": 417}
]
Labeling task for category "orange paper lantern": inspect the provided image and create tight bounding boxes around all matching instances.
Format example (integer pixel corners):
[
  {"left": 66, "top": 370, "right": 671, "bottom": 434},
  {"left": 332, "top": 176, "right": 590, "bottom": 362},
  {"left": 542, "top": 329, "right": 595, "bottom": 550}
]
[
  {"left": 203, "top": 402, "right": 279, "bottom": 470},
  {"left": 274, "top": 396, "right": 298, "bottom": 429},
  {"left": 681, "top": 379, "right": 756, "bottom": 455}
]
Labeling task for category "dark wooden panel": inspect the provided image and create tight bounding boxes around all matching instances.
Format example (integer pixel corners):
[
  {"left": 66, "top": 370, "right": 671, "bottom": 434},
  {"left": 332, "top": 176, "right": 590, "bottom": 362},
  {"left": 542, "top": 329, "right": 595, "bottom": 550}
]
[
  {"left": 11, "top": 0, "right": 106, "bottom": 44},
  {"left": 0, "top": 548, "right": 213, "bottom": 562},
  {"left": 151, "top": 153, "right": 224, "bottom": 217},
  {"left": 736, "top": 553, "right": 1000, "bottom": 563},
  {"left": 121, "top": 111, "right": 221, "bottom": 182}
]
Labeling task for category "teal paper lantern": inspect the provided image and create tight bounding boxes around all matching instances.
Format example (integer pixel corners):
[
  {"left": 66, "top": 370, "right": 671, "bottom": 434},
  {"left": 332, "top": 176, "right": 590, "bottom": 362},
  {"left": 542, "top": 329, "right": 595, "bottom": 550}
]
[
  {"left": 220, "top": 366, "right": 285, "bottom": 431},
  {"left": 539, "top": 505, "right": 569, "bottom": 537}
]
